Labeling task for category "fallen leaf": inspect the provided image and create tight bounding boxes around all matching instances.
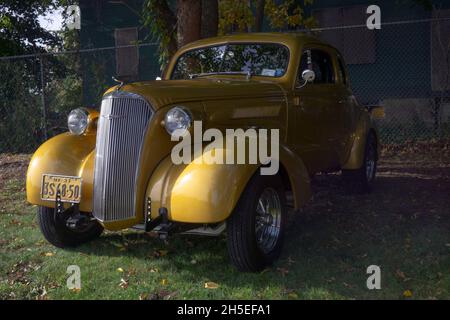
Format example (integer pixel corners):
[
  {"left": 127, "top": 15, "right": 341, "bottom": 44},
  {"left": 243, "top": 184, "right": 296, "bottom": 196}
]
[
  {"left": 43, "top": 252, "right": 54, "bottom": 257},
  {"left": 260, "top": 268, "right": 270, "bottom": 274},
  {"left": 10, "top": 219, "right": 21, "bottom": 226},
  {"left": 277, "top": 267, "right": 289, "bottom": 276},
  {"left": 204, "top": 281, "right": 219, "bottom": 289},
  {"left": 153, "top": 250, "right": 169, "bottom": 258},
  {"left": 396, "top": 270, "right": 406, "bottom": 280},
  {"left": 140, "top": 290, "right": 177, "bottom": 300},
  {"left": 140, "top": 293, "right": 159, "bottom": 300},
  {"left": 36, "top": 287, "right": 48, "bottom": 300},
  {"left": 111, "top": 242, "right": 128, "bottom": 251},
  {"left": 160, "top": 279, "right": 168, "bottom": 286},
  {"left": 403, "top": 290, "right": 413, "bottom": 298},
  {"left": 139, "top": 293, "right": 149, "bottom": 300},
  {"left": 162, "top": 290, "right": 178, "bottom": 300},
  {"left": 343, "top": 282, "right": 354, "bottom": 288},
  {"left": 127, "top": 268, "right": 137, "bottom": 276},
  {"left": 326, "top": 277, "right": 336, "bottom": 283},
  {"left": 185, "top": 240, "right": 194, "bottom": 247},
  {"left": 119, "top": 278, "right": 129, "bottom": 289},
  {"left": 287, "top": 292, "right": 298, "bottom": 299}
]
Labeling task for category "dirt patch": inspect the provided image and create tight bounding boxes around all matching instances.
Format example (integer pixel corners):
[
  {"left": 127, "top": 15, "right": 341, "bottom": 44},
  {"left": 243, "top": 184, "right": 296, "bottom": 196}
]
[{"left": 0, "top": 154, "right": 30, "bottom": 189}]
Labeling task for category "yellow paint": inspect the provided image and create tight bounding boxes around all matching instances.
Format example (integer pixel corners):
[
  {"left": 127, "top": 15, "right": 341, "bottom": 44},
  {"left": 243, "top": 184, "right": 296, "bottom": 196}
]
[
  {"left": 26, "top": 33, "right": 378, "bottom": 231},
  {"left": 146, "top": 143, "right": 311, "bottom": 224},
  {"left": 26, "top": 133, "right": 96, "bottom": 212}
]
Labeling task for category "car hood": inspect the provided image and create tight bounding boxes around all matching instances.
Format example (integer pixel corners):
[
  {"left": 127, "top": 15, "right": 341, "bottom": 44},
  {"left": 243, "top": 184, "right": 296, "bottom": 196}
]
[{"left": 107, "top": 78, "right": 285, "bottom": 109}]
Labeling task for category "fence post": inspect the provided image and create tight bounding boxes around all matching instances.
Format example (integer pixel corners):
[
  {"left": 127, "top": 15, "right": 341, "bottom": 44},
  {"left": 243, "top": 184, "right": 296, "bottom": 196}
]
[{"left": 39, "top": 55, "right": 48, "bottom": 141}]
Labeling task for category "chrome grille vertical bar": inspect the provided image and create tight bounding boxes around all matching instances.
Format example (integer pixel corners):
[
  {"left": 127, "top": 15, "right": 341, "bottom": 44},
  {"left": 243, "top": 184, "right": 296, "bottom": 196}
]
[{"left": 93, "top": 92, "right": 153, "bottom": 222}]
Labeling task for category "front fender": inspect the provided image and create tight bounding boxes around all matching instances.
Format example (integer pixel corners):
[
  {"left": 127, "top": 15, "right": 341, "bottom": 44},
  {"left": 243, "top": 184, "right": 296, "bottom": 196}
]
[
  {"left": 146, "top": 144, "right": 311, "bottom": 224},
  {"left": 26, "top": 133, "right": 96, "bottom": 212},
  {"left": 146, "top": 154, "right": 258, "bottom": 224}
]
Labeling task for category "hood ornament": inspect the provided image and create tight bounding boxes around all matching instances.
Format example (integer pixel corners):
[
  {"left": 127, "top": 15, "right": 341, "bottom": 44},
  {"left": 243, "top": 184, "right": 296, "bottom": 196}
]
[{"left": 112, "top": 76, "right": 126, "bottom": 91}]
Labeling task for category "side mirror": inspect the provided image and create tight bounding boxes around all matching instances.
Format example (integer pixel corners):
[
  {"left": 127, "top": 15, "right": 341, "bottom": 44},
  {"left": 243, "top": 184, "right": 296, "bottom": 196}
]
[{"left": 301, "top": 69, "right": 315, "bottom": 83}]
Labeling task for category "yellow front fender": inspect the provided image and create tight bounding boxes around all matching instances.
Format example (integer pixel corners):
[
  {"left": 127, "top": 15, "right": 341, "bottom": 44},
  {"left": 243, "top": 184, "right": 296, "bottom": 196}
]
[
  {"left": 26, "top": 133, "right": 96, "bottom": 212},
  {"left": 146, "top": 144, "right": 311, "bottom": 224}
]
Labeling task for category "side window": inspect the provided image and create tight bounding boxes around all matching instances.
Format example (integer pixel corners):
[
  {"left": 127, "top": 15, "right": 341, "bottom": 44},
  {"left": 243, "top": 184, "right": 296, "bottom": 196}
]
[
  {"left": 337, "top": 56, "right": 347, "bottom": 85},
  {"left": 299, "top": 49, "right": 335, "bottom": 84}
]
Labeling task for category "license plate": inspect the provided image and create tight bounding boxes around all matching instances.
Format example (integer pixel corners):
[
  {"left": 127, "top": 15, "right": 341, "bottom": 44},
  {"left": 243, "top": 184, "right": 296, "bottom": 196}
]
[{"left": 41, "top": 175, "right": 82, "bottom": 203}]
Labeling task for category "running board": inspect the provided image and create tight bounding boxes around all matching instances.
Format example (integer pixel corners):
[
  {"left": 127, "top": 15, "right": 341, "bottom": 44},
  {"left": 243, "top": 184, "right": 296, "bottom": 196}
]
[{"left": 181, "top": 223, "right": 226, "bottom": 236}]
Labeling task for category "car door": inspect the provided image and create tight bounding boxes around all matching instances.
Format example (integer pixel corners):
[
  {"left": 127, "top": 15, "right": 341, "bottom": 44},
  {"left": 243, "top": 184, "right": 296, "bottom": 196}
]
[
  {"left": 289, "top": 46, "right": 340, "bottom": 173},
  {"left": 332, "top": 52, "right": 357, "bottom": 165}
]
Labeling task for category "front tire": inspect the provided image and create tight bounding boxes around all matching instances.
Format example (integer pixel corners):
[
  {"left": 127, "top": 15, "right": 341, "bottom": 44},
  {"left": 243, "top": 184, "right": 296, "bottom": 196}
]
[
  {"left": 342, "top": 132, "right": 378, "bottom": 193},
  {"left": 37, "top": 206, "right": 103, "bottom": 248},
  {"left": 227, "top": 174, "right": 286, "bottom": 272}
]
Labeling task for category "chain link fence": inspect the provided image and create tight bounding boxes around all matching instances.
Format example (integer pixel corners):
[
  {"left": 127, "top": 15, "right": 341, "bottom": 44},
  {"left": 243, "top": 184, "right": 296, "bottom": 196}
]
[
  {"left": 311, "top": 18, "right": 450, "bottom": 144},
  {"left": 1, "top": 18, "right": 449, "bottom": 153},
  {"left": 0, "top": 43, "right": 160, "bottom": 153}
]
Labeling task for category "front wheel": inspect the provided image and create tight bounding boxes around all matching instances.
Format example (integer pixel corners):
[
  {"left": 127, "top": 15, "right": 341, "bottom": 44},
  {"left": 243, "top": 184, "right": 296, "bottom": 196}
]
[
  {"left": 342, "top": 132, "right": 378, "bottom": 193},
  {"left": 227, "top": 174, "right": 286, "bottom": 272},
  {"left": 37, "top": 206, "right": 103, "bottom": 248}
]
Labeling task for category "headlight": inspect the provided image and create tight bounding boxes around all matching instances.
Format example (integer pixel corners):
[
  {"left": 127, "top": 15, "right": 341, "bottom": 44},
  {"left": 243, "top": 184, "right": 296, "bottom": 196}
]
[
  {"left": 68, "top": 108, "right": 89, "bottom": 135},
  {"left": 164, "top": 107, "right": 192, "bottom": 135}
]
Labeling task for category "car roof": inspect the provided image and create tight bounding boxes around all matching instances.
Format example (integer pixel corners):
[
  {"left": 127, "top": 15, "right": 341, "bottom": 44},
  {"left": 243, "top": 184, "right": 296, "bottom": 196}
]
[{"left": 180, "top": 32, "right": 327, "bottom": 52}]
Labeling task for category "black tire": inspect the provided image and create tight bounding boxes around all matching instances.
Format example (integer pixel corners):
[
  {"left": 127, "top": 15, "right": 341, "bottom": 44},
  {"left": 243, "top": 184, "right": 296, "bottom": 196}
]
[
  {"left": 342, "top": 132, "right": 378, "bottom": 193},
  {"left": 37, "top": 206, "right": 103, "bottom": 248},
  {"left": 227, "top": 173, "right": 286, "bottom": 272}
]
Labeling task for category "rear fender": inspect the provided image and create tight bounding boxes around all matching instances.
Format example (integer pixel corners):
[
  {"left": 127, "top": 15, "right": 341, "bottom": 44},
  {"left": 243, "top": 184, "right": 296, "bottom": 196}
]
[{"left": 342, "top": 110, "right": 381, "bottom": 170}]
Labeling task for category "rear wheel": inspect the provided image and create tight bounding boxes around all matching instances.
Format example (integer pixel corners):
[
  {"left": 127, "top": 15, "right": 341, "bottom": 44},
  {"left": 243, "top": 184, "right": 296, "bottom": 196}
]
[
  {"left": 227, "top": 174, "right": 286, "bottom": 272},
  {"left": 343, "top": 132, "right": 377, "bottom": 193},
  {"left": 37, "top": 206, "right": 103, "bottom": 248}
]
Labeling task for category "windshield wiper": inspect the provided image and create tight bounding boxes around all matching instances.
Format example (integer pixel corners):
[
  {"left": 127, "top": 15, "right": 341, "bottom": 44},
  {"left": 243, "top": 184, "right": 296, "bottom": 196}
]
[{"left": 189, "top": 70, "right": 252, "bottom": 80}]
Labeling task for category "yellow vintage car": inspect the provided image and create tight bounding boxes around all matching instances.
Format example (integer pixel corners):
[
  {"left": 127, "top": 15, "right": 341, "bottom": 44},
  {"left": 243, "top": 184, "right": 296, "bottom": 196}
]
[{"left": 26, "top": 33, "right": 382, "bottom": 272}]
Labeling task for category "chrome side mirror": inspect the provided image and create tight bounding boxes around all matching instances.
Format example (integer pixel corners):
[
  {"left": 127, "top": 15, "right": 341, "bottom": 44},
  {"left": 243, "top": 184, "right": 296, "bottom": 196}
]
[{"left": 302, "top": 69, "right": 315, "bottom": 83}]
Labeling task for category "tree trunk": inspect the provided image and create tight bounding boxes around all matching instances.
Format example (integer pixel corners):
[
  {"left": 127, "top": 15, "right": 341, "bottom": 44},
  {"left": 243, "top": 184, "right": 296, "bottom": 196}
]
[
  {"left": 150, "top": 0, "right": 178, "bottom": 58},
  {"left": 177, "top": 0, "right": 202, "bottom": 48},
  {"left": 255, "top": 0, "right": 265, "bottom": 32},
  {"left": 201, "top": 0, "right": 218, "bottom": 38}
]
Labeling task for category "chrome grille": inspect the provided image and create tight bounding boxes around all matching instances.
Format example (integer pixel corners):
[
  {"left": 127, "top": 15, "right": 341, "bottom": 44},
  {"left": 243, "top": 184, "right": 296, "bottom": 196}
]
[{"left": 93, "top": 91, "right": 153, "bottom": 222}]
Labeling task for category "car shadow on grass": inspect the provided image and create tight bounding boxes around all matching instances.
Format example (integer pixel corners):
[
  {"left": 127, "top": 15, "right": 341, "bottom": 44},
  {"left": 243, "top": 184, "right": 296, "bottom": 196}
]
[{"left": 72, "top": 161, "right": 450, "bottom": 299}]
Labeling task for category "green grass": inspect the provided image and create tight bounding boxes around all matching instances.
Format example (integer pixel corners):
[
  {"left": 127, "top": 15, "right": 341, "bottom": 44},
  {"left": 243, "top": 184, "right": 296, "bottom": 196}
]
[{"left": 0, "top": 154, "right": 449, "bottom": 300}]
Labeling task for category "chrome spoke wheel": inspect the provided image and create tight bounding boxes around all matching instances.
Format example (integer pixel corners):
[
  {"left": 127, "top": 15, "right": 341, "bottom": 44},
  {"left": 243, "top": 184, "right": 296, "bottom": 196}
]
[{"left": 255, "top": 187, "right": 282, "bottom": 254}]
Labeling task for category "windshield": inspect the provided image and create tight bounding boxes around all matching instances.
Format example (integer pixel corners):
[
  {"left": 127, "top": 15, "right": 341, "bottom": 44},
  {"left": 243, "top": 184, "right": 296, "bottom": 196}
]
[{"left": 171, "top": 43, "right": 290, "bottom": 80}]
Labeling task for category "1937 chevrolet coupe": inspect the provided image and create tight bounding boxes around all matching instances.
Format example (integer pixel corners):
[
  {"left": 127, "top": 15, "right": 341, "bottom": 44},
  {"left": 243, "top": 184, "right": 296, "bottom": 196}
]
[{"left": 26, "top": 33, "right": 383, "bottom": 272}]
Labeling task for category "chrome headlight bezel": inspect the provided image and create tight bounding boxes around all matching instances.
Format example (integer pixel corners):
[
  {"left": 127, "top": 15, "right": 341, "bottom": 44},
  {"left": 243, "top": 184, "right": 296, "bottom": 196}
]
[
  {"left": 67, "top": 108, "right": 89, "bottom": 135},
  {"left": 164, "top": 106, "right": 192, "bottom": 135}
]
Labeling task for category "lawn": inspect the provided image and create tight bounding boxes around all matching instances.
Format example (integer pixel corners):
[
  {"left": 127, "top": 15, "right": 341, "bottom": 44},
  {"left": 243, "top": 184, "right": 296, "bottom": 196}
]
[{"left": 0, "top": 143, "right": 449, "bottom": 300}]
